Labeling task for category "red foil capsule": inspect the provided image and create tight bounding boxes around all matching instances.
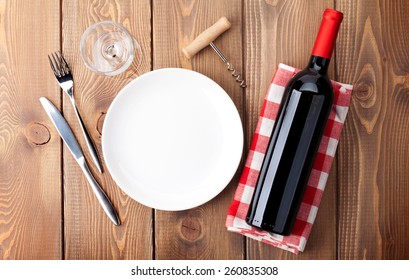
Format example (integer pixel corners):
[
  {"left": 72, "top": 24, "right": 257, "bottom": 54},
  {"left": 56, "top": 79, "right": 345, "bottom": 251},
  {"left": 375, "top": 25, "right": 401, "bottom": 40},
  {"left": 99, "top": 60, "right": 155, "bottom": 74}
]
[{"left": 311, "top": 9, "right": 344, "bottom": 59}]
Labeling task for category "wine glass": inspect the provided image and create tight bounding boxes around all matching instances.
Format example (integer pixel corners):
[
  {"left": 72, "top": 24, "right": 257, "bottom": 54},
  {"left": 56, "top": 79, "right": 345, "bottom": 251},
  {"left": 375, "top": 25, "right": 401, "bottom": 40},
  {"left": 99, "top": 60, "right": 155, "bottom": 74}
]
[{"left": 80, "top": 21, "right": 141, "bottom": 76}]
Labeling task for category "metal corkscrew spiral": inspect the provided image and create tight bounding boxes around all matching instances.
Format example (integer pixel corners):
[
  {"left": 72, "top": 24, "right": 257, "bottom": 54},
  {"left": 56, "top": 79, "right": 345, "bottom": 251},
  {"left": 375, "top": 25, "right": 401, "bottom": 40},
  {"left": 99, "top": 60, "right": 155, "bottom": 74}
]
[
  {"left": 210, "top": 42, "right": 246, "bottom": 88},
  {"left": 182, "top": 17, "right": 247, "bottom": 89}
]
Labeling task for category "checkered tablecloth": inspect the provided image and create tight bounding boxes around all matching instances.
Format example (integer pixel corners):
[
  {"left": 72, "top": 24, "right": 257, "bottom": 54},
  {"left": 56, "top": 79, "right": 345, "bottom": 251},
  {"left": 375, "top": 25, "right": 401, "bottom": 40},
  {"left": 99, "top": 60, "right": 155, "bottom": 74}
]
[{"left": 226, "top": 63, "right": 353, "bottom": 254}]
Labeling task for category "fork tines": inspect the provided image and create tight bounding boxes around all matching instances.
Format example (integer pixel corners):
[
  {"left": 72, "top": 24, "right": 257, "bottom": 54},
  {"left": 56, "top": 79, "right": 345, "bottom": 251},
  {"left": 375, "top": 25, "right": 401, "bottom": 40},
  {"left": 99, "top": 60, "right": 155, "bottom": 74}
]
[{"left": 48, "top": 51, "right": 70, "bottom": 77}]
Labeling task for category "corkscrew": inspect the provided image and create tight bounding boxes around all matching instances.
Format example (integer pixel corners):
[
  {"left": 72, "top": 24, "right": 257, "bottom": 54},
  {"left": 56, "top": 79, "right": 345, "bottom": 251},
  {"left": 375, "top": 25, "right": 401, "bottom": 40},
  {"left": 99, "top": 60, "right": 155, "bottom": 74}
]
[{"left": 182, "top": 17, "right": 247, "bottom": 88}]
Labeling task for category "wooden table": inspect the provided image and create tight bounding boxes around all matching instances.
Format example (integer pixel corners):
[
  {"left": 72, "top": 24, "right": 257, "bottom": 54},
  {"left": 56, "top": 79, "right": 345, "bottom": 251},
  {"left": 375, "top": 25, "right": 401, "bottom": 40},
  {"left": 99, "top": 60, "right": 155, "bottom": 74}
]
[{"left": 1, "top": 0, "right": 408, "bottom": 260}]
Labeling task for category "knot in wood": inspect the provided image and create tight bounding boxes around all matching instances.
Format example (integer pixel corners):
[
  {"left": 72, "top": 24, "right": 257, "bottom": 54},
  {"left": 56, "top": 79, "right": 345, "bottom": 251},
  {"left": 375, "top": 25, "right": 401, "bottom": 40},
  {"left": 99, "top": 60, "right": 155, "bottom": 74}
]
[
  {"left": 26, "top": 122, "right": 50, "bottom": 145},
  {"left": 355, "top": 65, "right": 376, "bottom": 108},
  {"left": 97, "top": 112, "right": 106, "bottom": 136},
  {"left": 355, "top": 82, "right": 373, "bottom": 101},
  {"left": 180, "top": 217, "right": 202, "bottom": 241}
]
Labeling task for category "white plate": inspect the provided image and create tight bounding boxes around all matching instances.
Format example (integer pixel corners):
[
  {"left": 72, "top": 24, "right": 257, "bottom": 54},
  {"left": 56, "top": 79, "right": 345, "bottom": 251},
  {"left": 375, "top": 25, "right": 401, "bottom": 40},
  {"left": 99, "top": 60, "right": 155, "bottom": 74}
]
[{"left": 102, "top": 68, "right": 243, "bottom": 210}]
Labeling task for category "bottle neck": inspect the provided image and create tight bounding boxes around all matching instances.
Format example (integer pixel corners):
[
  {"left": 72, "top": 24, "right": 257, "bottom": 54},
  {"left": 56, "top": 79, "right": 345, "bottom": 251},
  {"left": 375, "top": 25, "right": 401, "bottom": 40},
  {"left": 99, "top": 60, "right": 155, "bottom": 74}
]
[
  {"left": 307, "top": 56, "right": 330, "bottom": 75},
  {"left": 311, "top": 9, "right": 343, "bottom": 60}
]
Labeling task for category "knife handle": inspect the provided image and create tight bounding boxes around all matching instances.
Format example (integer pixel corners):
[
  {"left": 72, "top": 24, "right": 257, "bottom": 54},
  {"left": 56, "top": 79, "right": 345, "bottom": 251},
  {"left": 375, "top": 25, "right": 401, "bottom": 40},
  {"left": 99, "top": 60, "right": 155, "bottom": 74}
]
[{"left": 78, "top": 158, "right": 120, "bottom": 226}]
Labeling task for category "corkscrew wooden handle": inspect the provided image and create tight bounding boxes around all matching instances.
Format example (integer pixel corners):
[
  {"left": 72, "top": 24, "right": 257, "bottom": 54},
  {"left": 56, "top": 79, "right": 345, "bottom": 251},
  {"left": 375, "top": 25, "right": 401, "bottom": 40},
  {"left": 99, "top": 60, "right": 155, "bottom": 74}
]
[{"left": 182, "top": 17, "right": 231, "bottom": 59}]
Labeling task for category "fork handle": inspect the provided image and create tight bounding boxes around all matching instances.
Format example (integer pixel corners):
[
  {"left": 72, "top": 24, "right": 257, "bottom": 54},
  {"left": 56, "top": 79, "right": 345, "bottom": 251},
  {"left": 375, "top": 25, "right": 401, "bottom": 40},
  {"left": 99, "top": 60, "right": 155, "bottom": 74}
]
[{"left": 69, "top": 95, "right": 103, "bottom": 173}]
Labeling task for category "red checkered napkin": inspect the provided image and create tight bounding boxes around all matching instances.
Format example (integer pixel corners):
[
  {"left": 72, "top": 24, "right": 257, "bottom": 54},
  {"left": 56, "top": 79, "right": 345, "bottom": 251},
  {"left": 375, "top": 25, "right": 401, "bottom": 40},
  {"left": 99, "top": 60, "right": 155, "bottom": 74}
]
[{"left": 226, "top": 63, "right": 353, "bottom": 254}]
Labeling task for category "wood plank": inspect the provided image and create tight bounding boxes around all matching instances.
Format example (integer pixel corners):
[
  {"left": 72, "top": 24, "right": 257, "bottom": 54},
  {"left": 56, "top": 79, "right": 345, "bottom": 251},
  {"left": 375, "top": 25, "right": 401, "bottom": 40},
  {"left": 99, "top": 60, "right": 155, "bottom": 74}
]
[
  {"left": 153, "top": 0, "right": 245, "bottom": 259},
  {"left": 336, "top": 0, "right": 409, "bottom": 259},
  {"left": 245, "top": 0, "right": 337, "bottom": 259},
  {"left": 62, "top": 0, "right": 152, "bottom": 259},
  {"left": 0, "top": 0, "right": 62, "bottom": 259}
]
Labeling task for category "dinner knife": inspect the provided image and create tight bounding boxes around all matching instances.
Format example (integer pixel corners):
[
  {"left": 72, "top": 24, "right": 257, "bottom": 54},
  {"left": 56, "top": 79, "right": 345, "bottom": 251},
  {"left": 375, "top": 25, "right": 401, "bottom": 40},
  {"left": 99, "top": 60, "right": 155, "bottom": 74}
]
[{"left": 39, "top": 97, "right": 120, "bottom": 226}]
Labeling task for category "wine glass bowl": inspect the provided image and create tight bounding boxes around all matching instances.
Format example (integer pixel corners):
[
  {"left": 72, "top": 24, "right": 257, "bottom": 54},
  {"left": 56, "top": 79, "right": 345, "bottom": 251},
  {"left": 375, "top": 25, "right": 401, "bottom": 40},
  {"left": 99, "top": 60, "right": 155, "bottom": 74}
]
[{"left": 80, "top": 21, "right": 141, "bottom": 76}]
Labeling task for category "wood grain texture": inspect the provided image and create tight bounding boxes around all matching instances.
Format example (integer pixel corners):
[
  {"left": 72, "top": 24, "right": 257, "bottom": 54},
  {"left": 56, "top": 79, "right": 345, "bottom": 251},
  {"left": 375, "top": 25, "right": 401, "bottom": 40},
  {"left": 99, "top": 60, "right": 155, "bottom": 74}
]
[
  {"left": 336, "top": 0, "right": 409, "bottom": 259},
  {"left": 153, "top": 0, "right": 245, "bottom": 259},
  {"left": 1, "top": 0, "right": 408, "bottom": 260},
  {"left": 244, "top": 0, "right": 338, "bottom": 259},
  {"left": 0, "top": 0, "right": 62, "bottom": 259},
  {"left": 62, "top": 0, "right": 153, "bottom": 259}
]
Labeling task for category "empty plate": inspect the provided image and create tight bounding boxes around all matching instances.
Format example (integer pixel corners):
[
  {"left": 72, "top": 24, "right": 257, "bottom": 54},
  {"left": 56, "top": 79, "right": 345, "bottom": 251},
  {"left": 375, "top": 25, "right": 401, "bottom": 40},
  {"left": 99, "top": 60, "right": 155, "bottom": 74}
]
[{"left": 102, "top": 68, "right": 243, "bottom": 210}]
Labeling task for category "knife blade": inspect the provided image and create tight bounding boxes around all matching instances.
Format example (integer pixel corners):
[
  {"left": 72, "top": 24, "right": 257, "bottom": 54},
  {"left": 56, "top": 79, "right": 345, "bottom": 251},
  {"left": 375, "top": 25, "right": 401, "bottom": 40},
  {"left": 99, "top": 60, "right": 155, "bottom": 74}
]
[{"left": 40, "top": 97, "right": 120, "bottom": 226}]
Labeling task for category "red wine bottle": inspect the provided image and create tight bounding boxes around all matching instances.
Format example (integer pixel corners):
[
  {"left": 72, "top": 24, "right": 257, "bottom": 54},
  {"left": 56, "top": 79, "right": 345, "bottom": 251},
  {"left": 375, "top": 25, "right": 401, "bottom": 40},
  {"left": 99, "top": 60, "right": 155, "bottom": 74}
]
[{"left": 246, "top": 9, "right": 343, "bottom": 235}]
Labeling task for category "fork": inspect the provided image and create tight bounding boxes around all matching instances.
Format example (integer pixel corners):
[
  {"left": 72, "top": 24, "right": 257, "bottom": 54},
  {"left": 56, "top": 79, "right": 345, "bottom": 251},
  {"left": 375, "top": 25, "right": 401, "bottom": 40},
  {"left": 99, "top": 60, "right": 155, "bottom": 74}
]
[{"left": 48, "top": 51, "right": 103, "bottom": 173}]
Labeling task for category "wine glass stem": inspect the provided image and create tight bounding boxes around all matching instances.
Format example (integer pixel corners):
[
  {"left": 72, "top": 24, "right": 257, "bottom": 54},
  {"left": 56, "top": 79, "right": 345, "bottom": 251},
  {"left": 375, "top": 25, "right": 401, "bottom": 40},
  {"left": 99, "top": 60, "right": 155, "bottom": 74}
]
[{"left": 105, "top": 44, "right": 117, "bottom": 58}]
